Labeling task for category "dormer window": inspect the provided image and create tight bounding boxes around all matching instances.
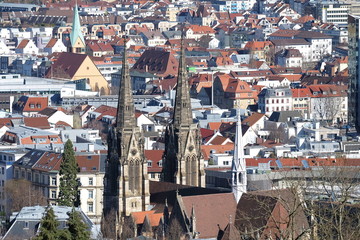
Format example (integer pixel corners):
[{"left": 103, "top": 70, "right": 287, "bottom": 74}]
[{"left": 147, "top": 160, "right": 152, "bottom": 167}]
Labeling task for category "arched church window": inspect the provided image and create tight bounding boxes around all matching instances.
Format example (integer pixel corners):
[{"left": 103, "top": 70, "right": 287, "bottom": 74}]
[
  {"left": 129, "top": 160, "right": 135, "bottom": 192},
  {"left": 135, "top": 159, "right": 141, "bottom": 192},
  {"left": 191, "top": 155, "right": 197, "bottom": 186},
  {"left": 186, "top": 156, "right": 191, "bottom": 185}
]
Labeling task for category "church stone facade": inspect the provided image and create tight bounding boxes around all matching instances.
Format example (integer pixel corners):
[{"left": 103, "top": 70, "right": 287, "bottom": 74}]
[
  {"left": 162, "top": 42, "right": 205, "bottom": 187},
  {"left": 102, "top": 45, "right": 150, "bottom": 237}
]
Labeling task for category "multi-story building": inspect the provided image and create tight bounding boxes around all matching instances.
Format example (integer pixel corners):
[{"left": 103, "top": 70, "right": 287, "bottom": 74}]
[
  {"left": 317, "top": 3, "right": 350, "bottom": 25},
  {"left": 12, "top": 149, "right": 106, "bottom": 224},
  {"left": 258, "top": 87, "right": 293, "bottom": 114},
  {"left": 308, "top": 85, "right": 348, "bottom": 124},
  {"left": 292, "top": 88, "right": 311, "bottom": 118},
  {"left": 216, "top": 0, "right": 257, "bottom": 12},
  {"left": 348, "top": 15, "right": 360, "bottom": 131},
  {"left": 0, "top": 148, "right": 28, "bottom": 216}
]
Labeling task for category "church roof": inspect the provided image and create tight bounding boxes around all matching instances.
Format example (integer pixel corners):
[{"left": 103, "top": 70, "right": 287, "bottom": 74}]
[
  {"left": 46, "top": 52, "right": 88, "bottom": 79},
  {"left": 181, "top": 193, "right": 237, "bottom": 238}
]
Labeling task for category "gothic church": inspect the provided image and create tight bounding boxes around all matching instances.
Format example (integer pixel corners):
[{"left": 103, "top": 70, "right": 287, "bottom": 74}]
[{"left": 162, "top": 40, "right": 205, "bottom": 187}]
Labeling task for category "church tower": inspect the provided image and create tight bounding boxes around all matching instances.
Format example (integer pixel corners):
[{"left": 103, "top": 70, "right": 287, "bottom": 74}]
[
  {"left": 231, "top": 109, "right": 247, "bottom": 203},
  {"left": 103, "top": 41, "right": 150, "bottom": 237},
  {"left": 162, "top": 38, "right": 205, "bottom": 187},
  {"left": 68, "top": 4, "right": 85, "bottom": 54}
]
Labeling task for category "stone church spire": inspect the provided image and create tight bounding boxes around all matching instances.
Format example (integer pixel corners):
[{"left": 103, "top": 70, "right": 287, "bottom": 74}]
[
  {"left": 102, "top": 39, "right": 149, "bottom": 238},
  {"left": 231, "top": 109, "right": 247, "bottom": 203},
  {"left": 162, "top": 35, "right": 205, "bottom": 187},
  {"left": 173, "top": 37, "right": 192, "bottom": 129},
  {"left": 116, "top": 42, "right": 136, "bottom": 130}
]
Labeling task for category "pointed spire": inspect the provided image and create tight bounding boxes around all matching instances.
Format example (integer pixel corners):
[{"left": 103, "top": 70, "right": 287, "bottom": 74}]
[
  {"left": 116, "top": 36, "right": 136, "bottom": 130},
  {"left": 233, "top": 109, "right": 245, "bottom": 171},
  {"left": 191, "top": 204, "right": 196, "bottom": 219},
  {"left": 231, "top": 109, "right": 247, "bottom": 203},
  {"left": 70, "top": 3, "right": 85, "bottom": 47},
  {"left": 172, "top": 30, "right": 192, "bottom": 128}
]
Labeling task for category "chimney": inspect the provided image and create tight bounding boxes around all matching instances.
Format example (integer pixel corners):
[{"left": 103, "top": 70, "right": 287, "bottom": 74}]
[{"left": 88, "top": 144, "right": 95, "bottom": 152}]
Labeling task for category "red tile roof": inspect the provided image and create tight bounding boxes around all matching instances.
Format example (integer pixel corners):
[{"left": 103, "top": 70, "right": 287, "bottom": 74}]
[
  {"left": 242, "top": 112, "right": 265, "bottom": 127},
  {"left": 181, "top": 193, "right": 237, "bottom": 238},
  {"left": 13, "top": 96, "right": 49, "bottom": 113},
  {"left": 145, "top": 150, "right": 163, "bottom": 173},
  {"left": 23, "top": 117, "right": 51, "bottom": 129},
  {"left": 17, "top": 39, "right": 30, "bottom": 49},
  {"left": 131, "top": 210, "right": 162, "bottom": 227},
  {"left": 45, "top": 38, "right": 58, "bottom": 48}
]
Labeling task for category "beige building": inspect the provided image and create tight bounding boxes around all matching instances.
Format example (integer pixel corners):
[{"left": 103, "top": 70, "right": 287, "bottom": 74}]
[
  {"left": 12, "top": 149, "right": 105, "bottom": 225},
  {"left": 46, "top": 52, "right": 109, "bottom": 94}
]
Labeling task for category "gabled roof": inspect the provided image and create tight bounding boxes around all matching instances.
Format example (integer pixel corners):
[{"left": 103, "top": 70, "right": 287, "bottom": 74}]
[
  {"left": 132, "top": 49, "right": 179, "bottom": 77},
  {"left": 180, "top": 193, "right": 237, "bottom": 238},
  {"left": 45, "top": 38, "right": 59, "bottom": 48},
  {"left": 235, "top": 189, "right": 309, "bottom": 239},
  {"left": 46, "top": 52, "right": 88, "bottom": 79},
  {"left": 145, "top": 150, "right": 163, "bottom": 173},
  {"left": 132, "top": 210, "right": 162, "bottom": 227},
  {"left": 37, "top": 107, "right": 57, "bottom": 117},
  {"left": 23, "top": 117, "right": 51, "bottom": 129},
  {"left": 242, "top": 112, "right": 265, "bottom": 127},
  {"left": 13, "top": 96, "right": 48, "bottom": 113},
  {"left": 16, "top": 39, "right": 30, "bottom": 49},
  {"left": 244, "top": 41, "right": 273, "bottom": 51}
]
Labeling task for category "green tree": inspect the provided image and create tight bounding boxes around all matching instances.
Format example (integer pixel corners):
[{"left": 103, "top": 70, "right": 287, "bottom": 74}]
[
  {"left": 58, "top": 140, "right": 80, "bottom": 207},
  {"left": 67, "top": 208, "right": 90, "bottom": 240},
  {"left": 35, "top": 207, "right": 71, "bottom": 240}
]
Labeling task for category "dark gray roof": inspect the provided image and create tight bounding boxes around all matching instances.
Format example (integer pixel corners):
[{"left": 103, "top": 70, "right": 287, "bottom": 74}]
[
  {"left": 271, "top": 38, "right": 311, "bottom": 46},
  {"left": 258, "top": 88, "right": 292, "bottom": 98},
  {"left": 268, "top": 111, "right": 302, "bottom": 122}
]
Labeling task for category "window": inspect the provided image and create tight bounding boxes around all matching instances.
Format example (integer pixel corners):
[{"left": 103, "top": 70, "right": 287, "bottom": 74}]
[
  {"left": 88, "top": 190, "right": 93, "bottom": 199},
  {"left": 51, "top": 177, "right": 57, "bottom": 186},
  {"left": 223, "top": 161, "right": 229, "bottom": 165},
  {"left": 89, "top": 177, "right": 93, "bottom": 186},
  {"left": 147, "top": 161, "right": 152, "bottom": 167},
  {"left": 51, "top": 191, "right": 56, "bottom": 199},
  {"left": 88, "top": 202, "right": 94, "bottom": 212},
  {"left": 1, "top": 167, "right": 4, "bottom": 174}
]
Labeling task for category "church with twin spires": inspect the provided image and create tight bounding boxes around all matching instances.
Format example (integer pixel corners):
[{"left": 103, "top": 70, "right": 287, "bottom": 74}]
[{"left": 102, "top": 39, "right": 205, "bottom": 237}]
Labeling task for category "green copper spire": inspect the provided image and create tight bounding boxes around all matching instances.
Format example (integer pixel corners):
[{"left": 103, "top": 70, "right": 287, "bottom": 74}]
[{"left": 70, "top": 4, "right": 85, "bottom": 47}]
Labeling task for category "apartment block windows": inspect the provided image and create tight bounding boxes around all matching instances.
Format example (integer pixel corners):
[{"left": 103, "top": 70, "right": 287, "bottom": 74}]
[
  {"left": 88, "top": 190, "right": 93, "bottom": 199},
  {"left": 88, "top": 202, "right": 94, "bottom": 212}
]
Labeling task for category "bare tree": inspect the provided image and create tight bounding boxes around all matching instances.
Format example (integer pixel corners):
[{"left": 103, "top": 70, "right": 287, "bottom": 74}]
[
  {"left": 166, "top": 218, "right": 185, "bottom": 240},
  {"left": 4, "top": 179, "right": 47, "bottom": 213},
  {"left": 313, "top": 97, "right": 343, "bottom": 124},
  {"left": 101, "top": 208, "right": 117, "bottom": 239},
  {"left": 235, "top": 163, "right": 360, "bottom": 240}
]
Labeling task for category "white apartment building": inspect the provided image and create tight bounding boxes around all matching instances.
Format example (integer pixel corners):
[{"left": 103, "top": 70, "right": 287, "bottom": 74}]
[
  {"left": 258, "top": 87, "right": 293, "bottom": 114},
  {"left": 319, "top": 3, "right": 351, "bottom": 25}
]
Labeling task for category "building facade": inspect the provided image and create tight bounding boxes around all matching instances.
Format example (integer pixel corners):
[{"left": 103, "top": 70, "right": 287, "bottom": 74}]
[{"left": 348, "top": 15, "right": 360, "bottom": 131}]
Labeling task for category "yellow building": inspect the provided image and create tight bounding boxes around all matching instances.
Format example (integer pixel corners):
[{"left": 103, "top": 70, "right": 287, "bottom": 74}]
[{"left": 47, "top": 52, "right": 109, "bottom": 95}]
